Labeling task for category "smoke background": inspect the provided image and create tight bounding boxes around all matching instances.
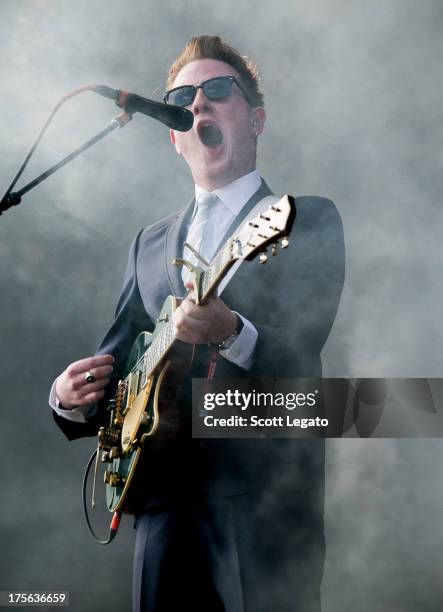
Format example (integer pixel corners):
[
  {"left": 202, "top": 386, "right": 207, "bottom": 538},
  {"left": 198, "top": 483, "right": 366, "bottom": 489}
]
[{"left": 1, "top": 0, "right": 442, "bottom": 610}]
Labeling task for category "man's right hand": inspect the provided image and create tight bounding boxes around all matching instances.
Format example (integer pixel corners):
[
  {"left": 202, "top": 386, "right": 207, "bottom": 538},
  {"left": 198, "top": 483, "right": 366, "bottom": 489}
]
[{"left": 55, "top": 354, "right": 115, "bottom": 409}]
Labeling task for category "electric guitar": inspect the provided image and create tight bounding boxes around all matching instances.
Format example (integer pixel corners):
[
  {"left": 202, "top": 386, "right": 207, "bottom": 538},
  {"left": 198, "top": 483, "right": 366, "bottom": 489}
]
[{"left": 95, "top": 195, "right": 296, "bottom": 514}]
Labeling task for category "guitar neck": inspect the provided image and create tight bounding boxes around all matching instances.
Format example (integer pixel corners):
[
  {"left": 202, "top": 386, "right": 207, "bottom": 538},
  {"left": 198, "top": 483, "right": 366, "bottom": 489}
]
[
  {"left": 138, "top": 318, "right": 176, "bottom": 389},
  {"left": 200, "top": 239, "right": 236, "bottom": 302}
]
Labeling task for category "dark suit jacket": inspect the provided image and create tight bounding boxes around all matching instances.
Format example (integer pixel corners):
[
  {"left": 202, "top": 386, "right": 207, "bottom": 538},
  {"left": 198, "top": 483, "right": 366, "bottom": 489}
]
[{"left": 53, "top": 180, "right": 345, "bottom": 503}]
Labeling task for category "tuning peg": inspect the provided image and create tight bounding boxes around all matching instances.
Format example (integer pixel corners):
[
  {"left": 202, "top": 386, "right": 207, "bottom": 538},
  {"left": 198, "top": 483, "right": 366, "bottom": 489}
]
[
  {"left": 281, "top": 237, "right": 289, "bottom": 249},
  {"left": 259, "top": 252, "right": 268, "bottom": 264}
]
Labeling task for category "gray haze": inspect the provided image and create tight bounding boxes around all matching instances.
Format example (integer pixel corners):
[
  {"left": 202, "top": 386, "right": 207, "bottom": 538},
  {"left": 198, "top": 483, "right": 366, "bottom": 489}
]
[{"left": 1, "top": 1, "right": 442, "bottom": 610}]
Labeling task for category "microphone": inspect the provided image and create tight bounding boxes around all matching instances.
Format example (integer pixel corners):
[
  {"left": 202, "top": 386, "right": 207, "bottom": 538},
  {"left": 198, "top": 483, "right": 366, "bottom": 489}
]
[{"left": 94, "top": 84, "right": 193, "bottom": 132}]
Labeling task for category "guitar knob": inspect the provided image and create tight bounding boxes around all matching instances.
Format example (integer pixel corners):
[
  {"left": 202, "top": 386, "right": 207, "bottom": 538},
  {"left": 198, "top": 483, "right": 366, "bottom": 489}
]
[
  {"left": 109, "top": 446, "right": 120, "bottom": 459},
  {"left": 281, "top": 237, "right": 289, "bottom": 249},
  {"left": 259, "top": 252, "right": 268, "bottom": 264},
  {"left": 104, "top": 470, "right": 125, "bottom": 487}
]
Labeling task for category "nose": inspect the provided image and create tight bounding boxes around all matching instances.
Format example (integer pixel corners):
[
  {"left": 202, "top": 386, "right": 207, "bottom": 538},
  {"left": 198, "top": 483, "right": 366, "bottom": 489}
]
[{"left": 190, "top": 86, "right": 212, "bottom": 115}]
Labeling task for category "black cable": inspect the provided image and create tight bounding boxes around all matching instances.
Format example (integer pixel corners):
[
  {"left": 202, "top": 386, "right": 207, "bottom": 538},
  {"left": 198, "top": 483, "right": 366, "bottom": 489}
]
[{"left": 82, "top": 449, "right": 120, "bottom": 545}]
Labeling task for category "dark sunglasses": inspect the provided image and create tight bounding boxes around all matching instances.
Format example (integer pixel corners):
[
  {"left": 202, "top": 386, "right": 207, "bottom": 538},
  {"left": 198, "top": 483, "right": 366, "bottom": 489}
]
[{"left": 163, "top": 75, "right": 252, "bottom": 107}]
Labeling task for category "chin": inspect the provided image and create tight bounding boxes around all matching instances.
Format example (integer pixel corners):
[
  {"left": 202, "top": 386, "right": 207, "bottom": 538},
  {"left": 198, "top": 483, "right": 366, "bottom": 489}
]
[{"left": 206, "top": 166, "right": 236, "bottom": 189}]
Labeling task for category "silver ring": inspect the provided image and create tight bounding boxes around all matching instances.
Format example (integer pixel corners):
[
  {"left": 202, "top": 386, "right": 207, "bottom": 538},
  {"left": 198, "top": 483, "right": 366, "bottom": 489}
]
[{"left": 85, "top": 370, "right": 95, "bottom": 384}]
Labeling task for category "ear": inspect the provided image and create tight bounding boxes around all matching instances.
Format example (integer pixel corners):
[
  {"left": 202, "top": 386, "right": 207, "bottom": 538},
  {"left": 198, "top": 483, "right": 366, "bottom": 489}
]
[
  {"left": 170, "top": 129, "right": 181, "bottom": 155},
  {"left": 250, "top": 107, "right": 266, "bottom": 136}
]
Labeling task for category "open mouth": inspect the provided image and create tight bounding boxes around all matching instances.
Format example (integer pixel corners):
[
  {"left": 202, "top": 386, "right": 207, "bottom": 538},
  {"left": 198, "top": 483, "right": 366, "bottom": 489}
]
[{"left": 197, "top": 123, "right": 223, "bottom": 149}]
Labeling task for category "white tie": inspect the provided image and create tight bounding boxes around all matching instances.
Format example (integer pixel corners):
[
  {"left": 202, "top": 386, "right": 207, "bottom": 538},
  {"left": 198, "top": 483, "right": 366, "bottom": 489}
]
[{"left": 182, "top": 192, "right": 218, "bottom": 287}]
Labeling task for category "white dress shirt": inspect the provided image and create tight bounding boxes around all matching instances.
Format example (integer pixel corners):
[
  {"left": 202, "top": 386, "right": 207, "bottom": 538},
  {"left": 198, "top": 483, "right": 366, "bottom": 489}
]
[{"left": 50, "top": 170, "right": 268, "bottom": 421}]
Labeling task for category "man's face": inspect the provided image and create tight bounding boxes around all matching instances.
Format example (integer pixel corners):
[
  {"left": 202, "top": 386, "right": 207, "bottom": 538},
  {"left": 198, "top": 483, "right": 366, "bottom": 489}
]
[{"left": 169, "top": 59, "right": 265, "bottom": 190}]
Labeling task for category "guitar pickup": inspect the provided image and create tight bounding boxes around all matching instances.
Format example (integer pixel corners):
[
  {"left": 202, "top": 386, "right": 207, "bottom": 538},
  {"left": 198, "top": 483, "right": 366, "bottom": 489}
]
[{"left": 123, "top": 370, "right": 141, "bottom": 414}]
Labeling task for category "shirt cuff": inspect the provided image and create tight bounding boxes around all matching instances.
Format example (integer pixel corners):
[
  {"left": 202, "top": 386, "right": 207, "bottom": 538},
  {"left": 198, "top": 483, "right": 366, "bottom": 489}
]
[
  {"left": 49, "top": 377, "right": 98, "bottom": 423},
  {"left": 219, "top": 312, "right": 258, "bottom": 371}
]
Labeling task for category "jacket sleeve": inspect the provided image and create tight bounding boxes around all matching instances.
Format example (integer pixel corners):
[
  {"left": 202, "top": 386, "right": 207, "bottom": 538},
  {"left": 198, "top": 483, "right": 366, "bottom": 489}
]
[
  {"left": 248, "top": 196, "right": 345, "bottom": 378},
  {"left": 53, "top": 229, "right": 154, "bottom": 440}
]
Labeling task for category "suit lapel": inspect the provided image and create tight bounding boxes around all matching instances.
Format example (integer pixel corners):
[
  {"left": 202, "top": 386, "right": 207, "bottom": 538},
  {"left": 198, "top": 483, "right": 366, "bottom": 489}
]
[
  {"left": 213, "top": 179, "right": 273, "bottom": 255},
  {"left": 165, "top": 198, "right": 195, "bottom": 297}
]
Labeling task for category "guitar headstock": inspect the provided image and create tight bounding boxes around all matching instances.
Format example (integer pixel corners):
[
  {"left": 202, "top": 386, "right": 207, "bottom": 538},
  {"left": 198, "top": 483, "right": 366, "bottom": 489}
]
[{"left": 231, "top": 195, "right": 296, "bottom": 262}]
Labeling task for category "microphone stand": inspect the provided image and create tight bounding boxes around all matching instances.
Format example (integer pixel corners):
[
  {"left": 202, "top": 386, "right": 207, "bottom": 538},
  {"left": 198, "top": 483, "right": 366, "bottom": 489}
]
[{"left": 0, "top": 111, "right": 131, "bottom": 215}]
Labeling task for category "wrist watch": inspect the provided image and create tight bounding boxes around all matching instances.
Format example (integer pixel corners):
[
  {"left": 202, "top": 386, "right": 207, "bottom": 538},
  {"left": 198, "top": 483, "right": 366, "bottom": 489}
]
[{"left": 218, "top": 314, "right": 244, "bottom": 351}]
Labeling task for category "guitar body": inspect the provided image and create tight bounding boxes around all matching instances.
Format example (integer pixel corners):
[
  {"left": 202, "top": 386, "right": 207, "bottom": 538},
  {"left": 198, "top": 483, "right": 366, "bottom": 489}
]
[{"left": 101, "top": 295, "right": 193, "bottom": 513}]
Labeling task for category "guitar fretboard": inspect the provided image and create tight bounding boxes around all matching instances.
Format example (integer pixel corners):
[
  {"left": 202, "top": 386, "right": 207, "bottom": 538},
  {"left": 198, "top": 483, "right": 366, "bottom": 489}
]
[{"left": 200, "top": 239, "right": 232, "bottom": 299}]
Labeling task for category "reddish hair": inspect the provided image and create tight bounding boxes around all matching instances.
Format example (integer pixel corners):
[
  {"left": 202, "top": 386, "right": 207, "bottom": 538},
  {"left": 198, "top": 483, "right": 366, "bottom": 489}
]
[{"left": 166, "top": 35, "right": 264, "bottom": 107}]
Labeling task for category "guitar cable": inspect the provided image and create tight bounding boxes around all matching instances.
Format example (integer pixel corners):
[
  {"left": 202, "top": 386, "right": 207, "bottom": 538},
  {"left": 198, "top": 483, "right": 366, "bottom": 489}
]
[{"left": 82, "top": 449, "right": 121, "bottom": 545}]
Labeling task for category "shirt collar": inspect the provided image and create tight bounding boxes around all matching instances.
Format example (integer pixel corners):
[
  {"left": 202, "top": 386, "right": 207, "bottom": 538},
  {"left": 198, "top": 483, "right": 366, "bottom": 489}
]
[{"left": 194, "top": 169, "right": 261, "bottom": 215}]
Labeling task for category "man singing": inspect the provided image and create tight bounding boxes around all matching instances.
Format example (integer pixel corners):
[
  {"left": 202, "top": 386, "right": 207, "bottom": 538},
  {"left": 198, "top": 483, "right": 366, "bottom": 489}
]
[{"left": 50, "top": 35, "right": 345, "bottom": 611}]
